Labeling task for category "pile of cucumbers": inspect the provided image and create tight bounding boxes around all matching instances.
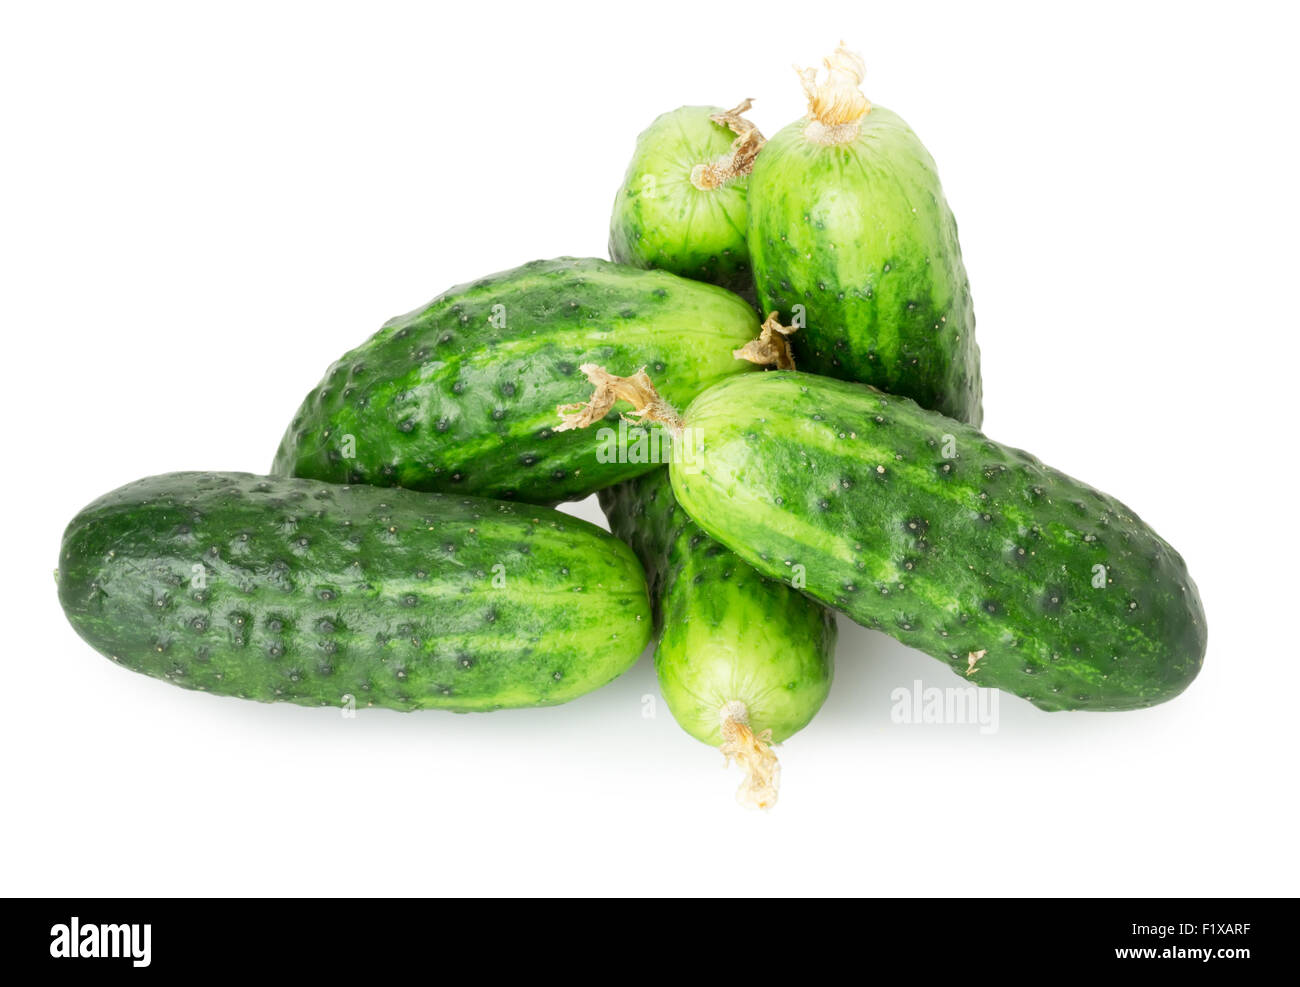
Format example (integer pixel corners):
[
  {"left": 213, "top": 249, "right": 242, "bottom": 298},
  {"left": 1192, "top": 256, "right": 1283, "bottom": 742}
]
[{"left": 57, "top": 45, "right": 1205, "bottom": 807}]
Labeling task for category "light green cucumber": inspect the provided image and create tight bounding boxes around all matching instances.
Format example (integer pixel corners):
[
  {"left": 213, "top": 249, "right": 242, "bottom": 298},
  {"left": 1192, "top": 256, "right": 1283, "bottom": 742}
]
[
  {"left": 609, "top": 103, "right": 763, "bottom": 300},
  {"left": 600, "top": 468, "right": 835, "bottom": 807}
]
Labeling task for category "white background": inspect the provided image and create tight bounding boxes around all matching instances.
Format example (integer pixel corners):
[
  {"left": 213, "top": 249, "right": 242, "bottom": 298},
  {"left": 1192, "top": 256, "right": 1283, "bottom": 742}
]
[{"left": 2, "top": 0, "right": 1297, "bottom": 897}]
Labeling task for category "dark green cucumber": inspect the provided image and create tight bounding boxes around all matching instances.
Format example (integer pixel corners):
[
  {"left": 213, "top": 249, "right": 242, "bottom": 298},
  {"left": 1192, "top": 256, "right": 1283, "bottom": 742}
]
[
  {"left": 568, "top": 370, "right": 1205, "bottom": 711},
  {"left": 57, "top": 472, "right": 651, "bottom": 711},
  {"left": 609, "top": 103, "right": 763, "bottom": 300},
  {"left": 273, "top": 258, "right": 761, "bottom": 504},
  {"left": 746, "top": 46, "right": 982, "bottom": 424},
  {"left": 601, "top": 468, "right": 834, "bottom": 743}
]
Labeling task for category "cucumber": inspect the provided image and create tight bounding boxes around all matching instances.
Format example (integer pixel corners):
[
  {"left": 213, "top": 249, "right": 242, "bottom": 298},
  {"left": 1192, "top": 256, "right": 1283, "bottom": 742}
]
[
  {"left": 746, "top": 45, "right": 982, "bottom": 424},
  {"left": 600, "top": 468, "right": 834, "bottom": 807},
  {"left": 57, "top": 472, "right": 652, "bottom": 711},
  {"left": 607, "top": 104, "right": 831, "bottom": 807},
  {"left": 609, "top": 102, "right": 764, "bottom": 299},
  {"left": 560, "top": 369, "right": 1206, "bottom": 712},
  {"left": 272, "top": 258, "right": 764, "bottom": 505}
]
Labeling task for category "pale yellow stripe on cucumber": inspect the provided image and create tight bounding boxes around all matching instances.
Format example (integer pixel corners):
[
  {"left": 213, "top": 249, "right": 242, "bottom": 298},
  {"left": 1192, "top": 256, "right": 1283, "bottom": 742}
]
[
  {"left": 680, "top": 459, "right": 901, "bottom": 587},
  {"left": 720, "top": 397, "right": 1107, "bottom": 560}
]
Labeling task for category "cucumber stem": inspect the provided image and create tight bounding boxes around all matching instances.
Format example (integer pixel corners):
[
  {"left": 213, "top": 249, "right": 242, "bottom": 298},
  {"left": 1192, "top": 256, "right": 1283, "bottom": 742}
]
[
  {"left": 554, "top": 323, "right": 792, "bottom": 434},
  {"left": 798, "top": 42, "right": 870, "bottom": 145},
  {"left": 690, "top": 98, "right": 767, "bottom": 191},
  {"left": 719, "top": 701, "right": 781, "bottom": 810},
  {"left": 734, "top": 313, "right": 798, "bottom": 370},
  {"left": 555, "top": 365, "right": 686, "bottom": 435}
]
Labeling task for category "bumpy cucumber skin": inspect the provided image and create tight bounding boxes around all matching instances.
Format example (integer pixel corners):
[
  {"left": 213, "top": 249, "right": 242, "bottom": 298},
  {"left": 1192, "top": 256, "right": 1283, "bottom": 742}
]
[
  {"left": 747, "top": 108, "right": 982, "bottom": 425},
  {"left": 609, "top": 107, "right": 754, "bottom": 299},
  {"left": 58, "top": 472, "right": 651, "bottom": 712},
  {"left": 671, "top": 373, "right": 1205, "bottom": 712},
  {"left": 273, "top": 258, "right": 759, "bottom": 505},
  {"left": 600, "top": 469, "right": 834, "bottom": 745}
]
